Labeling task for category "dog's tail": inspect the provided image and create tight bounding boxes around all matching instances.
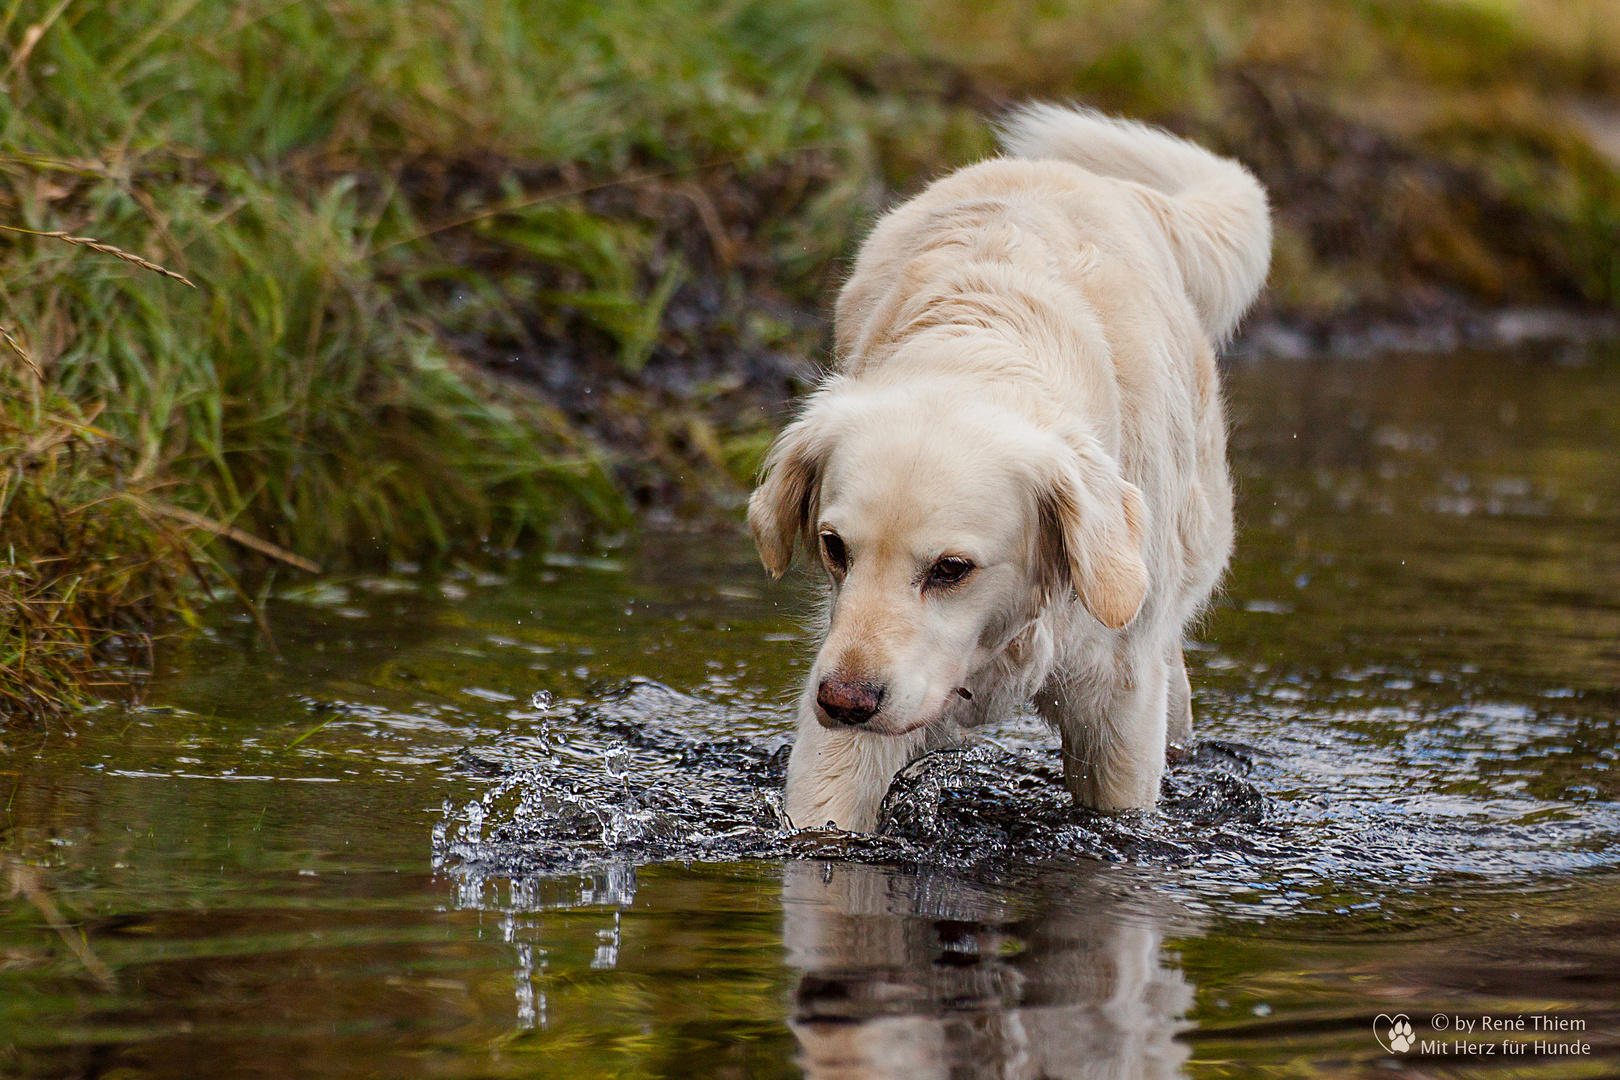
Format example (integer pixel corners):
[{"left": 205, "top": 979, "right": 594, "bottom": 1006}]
[{"left": 999, "top": 103, "right": 1271, "bottom": 343}]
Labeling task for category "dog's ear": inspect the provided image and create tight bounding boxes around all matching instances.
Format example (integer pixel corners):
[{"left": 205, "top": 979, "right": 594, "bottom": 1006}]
[
  {"left": 748, "top": 411, "right": 834, "bottom": 579},
  {"left": 1037, "top": 431, "right": 1149, "bottom": 630}
]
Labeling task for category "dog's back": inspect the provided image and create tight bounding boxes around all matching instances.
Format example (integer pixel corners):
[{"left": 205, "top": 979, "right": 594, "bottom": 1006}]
[
  {"left": 996, "top": 104, "right": 1270, "bottom": 345},
  {"left": 836, "top": 106, "right": 1270, "bottom": 369}
]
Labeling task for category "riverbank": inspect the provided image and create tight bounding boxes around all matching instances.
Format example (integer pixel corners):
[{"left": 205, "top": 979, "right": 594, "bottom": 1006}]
[{"left": 3, "top": 0, "right": 1619, "bottom": 714}]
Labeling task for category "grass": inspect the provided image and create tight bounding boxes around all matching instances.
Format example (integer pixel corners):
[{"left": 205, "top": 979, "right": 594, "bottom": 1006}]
[
  {"left": 1, "top": 0, "right": 1618, "bottom": 714},
  {"left": 2, "top": 362, "right": 187, "bottom": 715}
]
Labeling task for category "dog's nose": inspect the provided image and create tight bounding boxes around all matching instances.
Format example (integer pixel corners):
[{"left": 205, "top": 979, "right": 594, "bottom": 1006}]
[{"left": 816, "top": 676, "right": 885, "bottom": 726}]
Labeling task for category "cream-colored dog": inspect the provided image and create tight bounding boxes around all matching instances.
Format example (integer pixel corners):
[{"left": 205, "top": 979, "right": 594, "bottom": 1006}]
[{"left": 749, "top": 105, "right": 1270, "bottom": 831}]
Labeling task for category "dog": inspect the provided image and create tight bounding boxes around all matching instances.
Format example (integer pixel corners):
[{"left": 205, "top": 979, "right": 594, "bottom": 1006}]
[{"left": 749, "top": 104, "right": 1270, "bottom": 832}]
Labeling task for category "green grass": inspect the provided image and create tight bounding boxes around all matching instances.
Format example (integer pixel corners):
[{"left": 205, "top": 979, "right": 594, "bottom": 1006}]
[{"left": 2, "top": 0, "right": 1618, "bottom": 713}]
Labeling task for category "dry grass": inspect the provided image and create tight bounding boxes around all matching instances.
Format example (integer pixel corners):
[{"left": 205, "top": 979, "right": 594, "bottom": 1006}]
[
  {"left": 1, "top": 371, "right": 187, "bottom": 716},
  {"left": 0, "top": 224, "right": 196, "bottom": 287}
]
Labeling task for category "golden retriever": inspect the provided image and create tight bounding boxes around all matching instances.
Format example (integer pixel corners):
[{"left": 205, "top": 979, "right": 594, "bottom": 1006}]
[{"left": 749, "top": 105, "right": 1271, "bottom": 831}]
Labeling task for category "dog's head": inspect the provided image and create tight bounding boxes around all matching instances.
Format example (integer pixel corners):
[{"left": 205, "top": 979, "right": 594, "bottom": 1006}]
[{"left": 748, "top": 383, "right": 1147, "bottom": 737}]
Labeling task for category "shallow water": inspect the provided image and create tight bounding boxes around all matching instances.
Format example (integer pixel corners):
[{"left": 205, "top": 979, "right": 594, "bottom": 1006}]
[{"left": 3, "top": 346, "right": 1618, "bottom": 1077}]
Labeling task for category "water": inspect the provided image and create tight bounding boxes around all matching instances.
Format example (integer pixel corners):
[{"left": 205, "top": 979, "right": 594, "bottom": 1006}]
[{"left": 3, "top": 346, "right": 1618, "bottom": 1077}]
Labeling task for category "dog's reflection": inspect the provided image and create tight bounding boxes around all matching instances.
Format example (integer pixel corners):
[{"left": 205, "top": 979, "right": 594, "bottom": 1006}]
[{"left": 782, "top": 861, "right": 1195, "bottom": 1080}]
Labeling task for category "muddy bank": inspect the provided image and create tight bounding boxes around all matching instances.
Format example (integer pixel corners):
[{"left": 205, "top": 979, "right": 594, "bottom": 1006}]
[{"left": 442, "top": 71, "right": 1620, "bottom": 512}]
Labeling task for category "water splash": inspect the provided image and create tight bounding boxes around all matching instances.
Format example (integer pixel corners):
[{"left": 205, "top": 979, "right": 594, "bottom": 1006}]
[{"left": 434, "top": 675, "right": 1620, "bottom": 919}]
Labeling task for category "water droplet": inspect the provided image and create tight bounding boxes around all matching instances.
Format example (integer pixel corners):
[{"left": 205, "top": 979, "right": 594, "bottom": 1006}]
[{"left": 530, "top": 690, "right": 553, "bottom": 710}]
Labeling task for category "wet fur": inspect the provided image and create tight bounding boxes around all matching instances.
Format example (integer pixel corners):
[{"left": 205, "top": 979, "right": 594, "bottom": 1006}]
[{"left": 751, "top": 105, "right": 1270, "bottom": 831}]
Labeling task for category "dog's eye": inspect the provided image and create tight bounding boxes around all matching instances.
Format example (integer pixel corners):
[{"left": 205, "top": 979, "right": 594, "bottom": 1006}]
[
  {"left": 926, "top": 557, "right": 975, "bottom": 589},
  {"left": 821, "top": 533, "right": 847, "bottom": 573}
]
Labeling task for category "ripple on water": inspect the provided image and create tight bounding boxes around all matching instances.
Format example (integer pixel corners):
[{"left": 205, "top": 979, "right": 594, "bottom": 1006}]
[{"left": 433, "top": 674, "right": 1620, "bottom": 915}]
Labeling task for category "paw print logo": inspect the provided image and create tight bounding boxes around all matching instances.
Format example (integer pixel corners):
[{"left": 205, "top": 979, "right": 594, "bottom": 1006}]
[{"left": 1375, "top": 1013, "right": 1416, "bottom": 1054}]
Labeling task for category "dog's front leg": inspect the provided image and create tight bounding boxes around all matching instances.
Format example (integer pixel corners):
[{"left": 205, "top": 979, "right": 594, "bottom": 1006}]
[
  {"left": 1044, "top": 647, "right": 1169, "bottom": 811},
  {"left": 1165, "top": 643, "right": 1194, "bottom": 761},
  {"left": 783, "top": 699, "right": 928, "bottom": 832}
]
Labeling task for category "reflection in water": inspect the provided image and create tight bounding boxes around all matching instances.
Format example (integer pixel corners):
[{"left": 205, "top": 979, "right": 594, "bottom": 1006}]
[
  {"left": 452, "top": 858, "right": 1199, "bottom": 1078},
  {"left": 450, "top": 864, "right": 641, "bottom": 1030},
  {"left": 783, "top": 862, "right": 1194, "bottom": 1080}
]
